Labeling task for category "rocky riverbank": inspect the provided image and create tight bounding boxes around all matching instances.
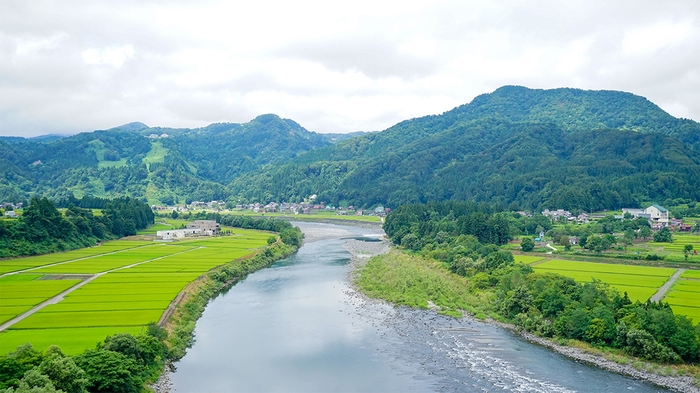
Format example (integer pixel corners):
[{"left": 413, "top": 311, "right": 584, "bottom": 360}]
[
  {"left": 346, "top": 245, "right": 699, "bottom": 393},
  {"left": 490, "top": 320, "right": 699, "bottom": 393}
]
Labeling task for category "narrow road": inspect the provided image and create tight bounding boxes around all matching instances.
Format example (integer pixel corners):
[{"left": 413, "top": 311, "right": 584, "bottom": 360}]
[
  {"left": 0, "top": 244, "right": 155, "bottom": 279},
  {"left": 0, "top": 247, "right": 202, "bottom": 332},
  {"left": 650, "top": 268, "right": 685, "bottom": 302}
]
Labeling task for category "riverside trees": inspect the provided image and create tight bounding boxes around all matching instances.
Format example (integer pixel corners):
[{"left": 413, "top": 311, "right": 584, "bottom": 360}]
[{"left": 382, "top": 201, "right": 700, "bottom": 365}]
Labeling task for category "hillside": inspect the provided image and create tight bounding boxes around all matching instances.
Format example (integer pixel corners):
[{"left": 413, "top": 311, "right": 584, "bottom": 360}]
[
  {"left": 228, "top": 87, "right": 700, "bottom": 210},
  {"left": 1, "top": 86, "right": 699, "bottom": 211},
  {"left": 0, "top": 115, "right": 333, "bottom": 204}
]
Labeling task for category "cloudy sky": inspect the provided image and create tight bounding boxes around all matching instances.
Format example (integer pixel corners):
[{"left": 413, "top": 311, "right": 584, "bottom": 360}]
[{"left": 1, "top": 1, "right": 699, "bottom": 137}]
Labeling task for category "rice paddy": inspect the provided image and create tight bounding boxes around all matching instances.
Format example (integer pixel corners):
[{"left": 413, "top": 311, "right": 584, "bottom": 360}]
[
  {"left": 533, "top": 260, "right": 677, "bottom": 302},
  {"left": 0, "top": 229, "right": 270, "bottom": 355},
  {"left": 513, "top": 255, "right": 546, "bottom": 264},
  {"left": 664, "top": 271, "right": 700, "bottom": 322}
]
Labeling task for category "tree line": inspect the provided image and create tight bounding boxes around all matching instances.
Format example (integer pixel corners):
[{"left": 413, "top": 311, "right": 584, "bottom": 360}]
[
  {"left": 383, "top": 201, "right": 700, "bottom": 364},
  {"left": 0, "top": 196, "right": 154, "bottom": 258}
]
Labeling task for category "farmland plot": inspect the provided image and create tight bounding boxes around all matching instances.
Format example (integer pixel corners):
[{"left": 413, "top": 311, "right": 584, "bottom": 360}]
[
  {"left": 533, "top": 260, "right": 676, "bottom": 302},
  {"left": 0, "top": 231, "right": 269, "bottom": 355},
  {"left": 664, "top": 275, "right": 700, "bottom": 323}
]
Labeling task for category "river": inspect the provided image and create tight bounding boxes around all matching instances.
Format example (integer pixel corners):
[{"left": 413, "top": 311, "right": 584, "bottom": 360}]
[{"left": 170, "top": 222, "right": 670, "bottom": 392}]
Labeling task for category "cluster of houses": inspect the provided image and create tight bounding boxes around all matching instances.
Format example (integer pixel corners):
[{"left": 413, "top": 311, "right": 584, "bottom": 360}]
[
  {"left": 1, "top": 202, "right": 22, "bottom": 218},
  {"left": 621, "top": 205, "right": 692, "bottom": 231},
  {"left": 151, "top": 198, "right": 391, "bottom": 217},
  {"left": 541, "top": 209, "right": 591, "bottom": 224},
  {"left": 155, "top": 220, "right": 220, "bottom": 240},
  {"left": 147, "top": 133, "right": 169, "bottom": 139},
  {"left": 537, "top": 204, "right": 692, "bottom": 232}
]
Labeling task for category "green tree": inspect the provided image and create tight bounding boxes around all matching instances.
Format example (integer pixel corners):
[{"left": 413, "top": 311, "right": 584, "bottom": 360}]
[
  {"left": 653, "top": 227, "right": 672, "bottom": 243},
  {"left": 38, "top": 348, "right": 88, "bottom": 393},
  {"left": 684, "top": 244, "right": 694, "bottom": 261},
  {"left": 520, "top": 237, "right": 535, "bottom": 252},
  {"left": 74, "top": 349, "right": 142, "bottom": 393},
  {"left": 639, "top": 226, "right": 652, "bottom": 240}
]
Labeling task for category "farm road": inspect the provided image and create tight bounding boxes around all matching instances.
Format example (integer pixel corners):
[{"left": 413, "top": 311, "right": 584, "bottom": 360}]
[
  {"left": 650, "top": 269, "right": 685, "bottom": 302},
  {"left": 0, "top": 244, "right": 155, "bottom": 279},
  {"left": 0, "top": 246, "right": 203, "bottom": 332}
]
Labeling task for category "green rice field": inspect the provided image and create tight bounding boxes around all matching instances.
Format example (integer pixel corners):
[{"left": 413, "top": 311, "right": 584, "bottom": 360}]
[
  {"left": 0, "top": 230, "right": 270, "bottom": 355},
  {"left": 533, "top": 260, "right": 676, "bottom": 302},
  {"left": 664, "top": 273, "right": 700, "bottom": 323},
  {"left": 513, "top": 255, "right": 546, "bottom": 264}
]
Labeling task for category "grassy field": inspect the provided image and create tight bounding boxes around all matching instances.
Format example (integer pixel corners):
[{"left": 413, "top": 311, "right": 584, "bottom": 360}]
[
  {"left": 0, "top": 229, "right": 269, "bottom": 355},
  {"left": 513, "top": 255, "right": 546, "bottom": 264},
  {"left": 0, "top": 241, "right": 151, "bottom": 274},
  {"left": 664, "top": 271, "right": 700, "bottom": 322},
  {"left": 533, "top": 260, "right": 677, "bottom": 302}
]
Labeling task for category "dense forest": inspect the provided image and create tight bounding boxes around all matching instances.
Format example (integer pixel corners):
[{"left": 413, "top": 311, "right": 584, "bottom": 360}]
[
  {"left": 2, "top": 86, "right": 700, "bottom": 211},
  {"left": 231, "top": 88, "right": 700, "bottom": 210},
  {"left": 0, "top": 196, "right": 154, "bottom": 258},
  {"left": 382, "top": 201, "right": 700, "bottom": 364}
]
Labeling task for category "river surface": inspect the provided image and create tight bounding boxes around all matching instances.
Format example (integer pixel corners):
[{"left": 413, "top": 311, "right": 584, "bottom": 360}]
[{"left": 170, "top": 222, "right": 669, "bottom": 392}]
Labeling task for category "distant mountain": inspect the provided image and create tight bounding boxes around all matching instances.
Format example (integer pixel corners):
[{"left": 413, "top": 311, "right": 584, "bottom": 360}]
[
  {"left": 1, "top": 86, "right": 698, "bottom": 211},
  {"left": 0, "top": 134, "right": 70, "bottom": 144},
  {"left": 0, "top": 115, "right": 336, "bottom": 204},
  {"left": 229, "top": 86, "right": 700, "bottom": 210}
]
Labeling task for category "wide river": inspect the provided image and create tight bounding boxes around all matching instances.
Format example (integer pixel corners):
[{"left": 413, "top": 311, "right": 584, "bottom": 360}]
[{"left": 170, "top": 222, "right": 669, "bottom": 392}]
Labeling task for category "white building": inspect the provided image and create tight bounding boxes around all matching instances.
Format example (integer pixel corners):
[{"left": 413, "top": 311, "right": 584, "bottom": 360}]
[{"left": 156, "top": 228, "right": 201, "bottom": 240}]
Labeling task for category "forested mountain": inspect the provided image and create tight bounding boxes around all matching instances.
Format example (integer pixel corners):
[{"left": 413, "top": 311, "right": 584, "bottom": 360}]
[
  {"left": 0, "top": 115, "right": 334, "bottom": 204},
  {"left": 1, "top": 86, "right": 699, "bottom": 210},
  {"left": 229, "top": 87, "right": 700, "bottom": 210}
]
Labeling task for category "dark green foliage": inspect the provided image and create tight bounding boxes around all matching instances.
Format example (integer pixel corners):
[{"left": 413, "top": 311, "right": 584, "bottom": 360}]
[
  {"left": 521, "top": 237, "right": 535, "bottom": 251},
  {"left": 38, "top": 348, "right": 88, "bottom": 393},
  {"left": 0, "top": 197, "right": 153, "bottom": 258},
  {"left": 389, "top": 201, "right": 700, "bottom": 365},
  {"left": 653, "top": 227, "right": 673, "bottom": 243},
  {"left": 230, "top": 87, "right": 700, "bottom": 210},
  {"left": 75, "top": 349, "right": 141, "bottom": 393}
]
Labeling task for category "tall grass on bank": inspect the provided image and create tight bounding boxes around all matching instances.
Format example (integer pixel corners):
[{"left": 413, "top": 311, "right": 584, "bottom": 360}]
[{"left": 354, "top": 251, "right": 481, "bottom": 318}]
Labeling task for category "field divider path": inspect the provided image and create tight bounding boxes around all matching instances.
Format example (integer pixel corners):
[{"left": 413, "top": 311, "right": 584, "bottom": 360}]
[
  {"left": 650, "top": 268, "right": 685, "bottom": 302},
  {"left": 0, "top": 244, "right": 156, "bottom": 279},
  {"left": 0, "top": 246, "right": 205, "bottom": 332}
]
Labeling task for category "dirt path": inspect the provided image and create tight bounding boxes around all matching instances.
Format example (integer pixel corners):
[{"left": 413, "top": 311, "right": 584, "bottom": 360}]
[
  {"left": 0, "top": 247, "right": 202, "bottom": 332},
  {"left": 0, "top": 244, "right": 155, "bottom": 279},
  {"left": 650, "top": 268, "right": 685, "bottom": 302}
]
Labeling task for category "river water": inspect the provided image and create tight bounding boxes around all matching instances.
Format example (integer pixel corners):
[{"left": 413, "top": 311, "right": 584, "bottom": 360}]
[{"left": 170, "top": 222, "right": 669, "bottom": 392}]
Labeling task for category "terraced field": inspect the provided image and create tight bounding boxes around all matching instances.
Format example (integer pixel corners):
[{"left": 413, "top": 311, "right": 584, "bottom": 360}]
[
  {"left": 664, "top": 270, "right": 700, "bottom": 323},
  {"left": 648, "top": 234, "right": 700, "bottom": 262},
  {"left": 0, "top": 229, "right": 270, "bottom": 355},
  {"left": 533, "top": 260, "right": 677, "bottom": 302}
]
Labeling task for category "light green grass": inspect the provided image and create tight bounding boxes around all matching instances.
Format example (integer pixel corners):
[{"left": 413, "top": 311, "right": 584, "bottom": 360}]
[
  {"left": 10, "top": 309, "right": 164, "bottom": 329},
  {"left": 1, "top": 233, "right": 273, "bottom": 356},
  {"left": 513, "top": 255, "right": 546, "bottom": 264},
  {"left": 534, "top": 260, "right": 676, "bottom": 277},
  {"left": 681, "top": 270, "right": 700, "bottom": 279},
  {"left": 533, "top": 260, "right": 676, "bottom": 302},
  {"left": 142, "top": 141, "right": 168, "bottom": 169},
  {"left": 97, "top": 158, "right": 127, "bottom": 168},
  {"left": 0, "top": 327, "right": 145, "bottom": 355}
]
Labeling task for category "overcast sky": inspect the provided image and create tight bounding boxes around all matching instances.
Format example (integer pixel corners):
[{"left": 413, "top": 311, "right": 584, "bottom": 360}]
[{"left": 1, "top": 1, "right": 699, "bottom": 137}]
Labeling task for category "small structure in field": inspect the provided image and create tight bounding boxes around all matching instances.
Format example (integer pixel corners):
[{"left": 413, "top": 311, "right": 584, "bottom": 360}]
[
  {"left": 187, "top": 220, "right": 220, "bottom": 235},
  {"left": 156, "top": 228, "right": 201, "bottom": 240}
]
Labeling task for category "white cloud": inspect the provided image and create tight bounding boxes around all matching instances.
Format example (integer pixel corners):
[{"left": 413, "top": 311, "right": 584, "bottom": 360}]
[
  {"left": 82, "top": 45, "right": 135, "bottom": 67},
  {"left": 0, "top": 0, "right": 699, "bottom": 137}
]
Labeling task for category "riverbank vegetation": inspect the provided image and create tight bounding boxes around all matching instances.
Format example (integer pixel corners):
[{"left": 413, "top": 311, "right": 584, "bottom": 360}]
[
  {"left": 359, "top": 201, "right": 700, "bottom": 375},
  {"left": 0, "top": 216, "right": 302, "bottom": 392}
]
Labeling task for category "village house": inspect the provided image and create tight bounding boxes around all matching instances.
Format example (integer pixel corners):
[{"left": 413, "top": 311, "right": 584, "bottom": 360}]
[
  {"left": 187, "top": 220, "right": 220, "bottom": 235},
  {"left": 156, "top": 228, "right": 201, "bottom": 240},
  {"left": 622, "top": 205, "right": 669, "bottom": 225}
]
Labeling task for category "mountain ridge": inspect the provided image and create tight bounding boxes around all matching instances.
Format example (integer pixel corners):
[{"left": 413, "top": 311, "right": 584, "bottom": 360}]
[{"left": 1, "top": 86, "right": 698, "bottom": 210}]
